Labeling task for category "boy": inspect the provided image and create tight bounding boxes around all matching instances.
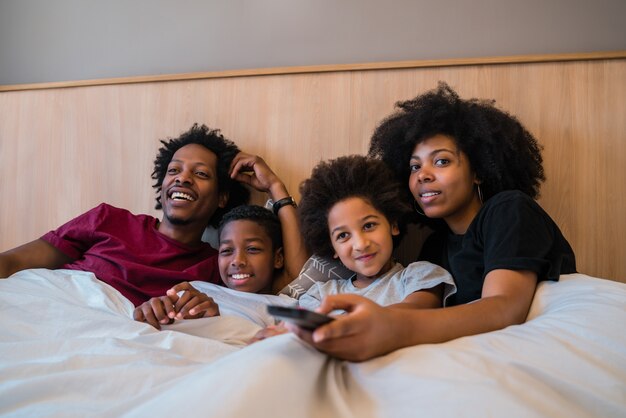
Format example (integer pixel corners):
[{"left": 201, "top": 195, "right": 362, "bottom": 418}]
[{"left": 134, "top": 205, "right": 299, "bottom": 329}]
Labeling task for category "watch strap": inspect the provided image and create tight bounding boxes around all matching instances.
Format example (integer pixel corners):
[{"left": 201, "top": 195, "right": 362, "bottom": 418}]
[{"left": 272, "top": 196, "right": 297, "bottom": 215}]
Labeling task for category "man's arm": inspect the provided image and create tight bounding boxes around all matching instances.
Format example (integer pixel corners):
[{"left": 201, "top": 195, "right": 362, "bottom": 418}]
[{"left": 0, "top": 239, "right": 74, "bottom": 278}]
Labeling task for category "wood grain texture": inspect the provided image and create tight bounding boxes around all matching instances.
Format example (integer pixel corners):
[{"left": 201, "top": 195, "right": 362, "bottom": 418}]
[{"left": 1, "top": 58, "right": 624, "bottom": 281}]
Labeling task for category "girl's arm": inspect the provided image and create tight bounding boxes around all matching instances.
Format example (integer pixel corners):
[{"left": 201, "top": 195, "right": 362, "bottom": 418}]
[
  {"left": 290, "top": 269, "right": 537, "bottom": 362},
  {"left": 387, "top": 284, "right": 443, "bottom": 310}
]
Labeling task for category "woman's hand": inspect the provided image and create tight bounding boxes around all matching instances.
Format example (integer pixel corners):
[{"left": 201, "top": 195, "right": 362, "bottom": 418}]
[
  {"left": 288, "top": 270, "right": 539, "bottom": 360},
  {"left": 287, "top": 294, "right": 406, "bottom": 362}
]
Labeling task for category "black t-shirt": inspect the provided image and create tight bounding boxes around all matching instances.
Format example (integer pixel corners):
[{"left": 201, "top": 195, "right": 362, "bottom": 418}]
[{"left": 419, "top": 190, "right": 577, "bottom": 306}]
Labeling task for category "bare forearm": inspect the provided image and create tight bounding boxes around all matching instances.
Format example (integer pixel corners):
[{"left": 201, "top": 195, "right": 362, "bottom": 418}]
[
  {"left": 305, "top": 271, "right": 538, "bottom": 361},
  {"left": 389, "top": 295, "right": 531, "bottom": 347},
  {"left": 268, "top": 182, "right": 309, "bottom": 289},
  {"left": 0, "top": 253, "right": 19, "bottom": 277},
  {"left": 0, "top": 239, "right": 72, "bottom": 278}
]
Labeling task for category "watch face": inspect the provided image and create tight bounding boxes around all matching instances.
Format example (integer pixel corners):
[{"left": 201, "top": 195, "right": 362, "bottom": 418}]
[{"left": 264, "top": 198, "right": 275, "bottom": 210}]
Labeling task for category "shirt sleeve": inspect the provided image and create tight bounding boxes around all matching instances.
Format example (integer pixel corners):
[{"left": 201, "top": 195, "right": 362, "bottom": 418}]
[
  {"left": 480, "top": 194, "right": 556, "bottom": 278},
  {"left": 40, "top": 204, "right": 107, "bottom": 259},
  {"left": 401, "top": 261, "right": 456, "bottom": 299}
]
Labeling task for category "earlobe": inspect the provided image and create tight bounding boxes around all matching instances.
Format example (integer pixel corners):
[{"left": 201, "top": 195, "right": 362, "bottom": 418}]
[
  {"left": 274, "top": 248, "right": 284, "bottom": 269},
  {"left": 218, "top": 192, "right": 229, "bottom": 209},
  {"left": 391, "top": 222, "right": 400, "bottom": 236}
]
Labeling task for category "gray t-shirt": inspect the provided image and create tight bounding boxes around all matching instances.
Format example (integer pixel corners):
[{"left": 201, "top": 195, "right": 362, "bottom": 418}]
[{"left": 298, "top": 261, "right": 456, "bottom": 310}]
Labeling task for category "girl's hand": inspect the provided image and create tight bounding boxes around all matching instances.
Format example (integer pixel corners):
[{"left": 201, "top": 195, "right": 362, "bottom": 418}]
[
  {"left": 166, "top": 282, "right": 220, "bottom": 319},
  {"left": 133, "top": 296, "right": 176, "bottom": 330},
  {"left": 287, "top": 294, "right": 405, "bottom": 362},
  {"left": 248, "top": 323, "right": 289, "bottom": 344}
]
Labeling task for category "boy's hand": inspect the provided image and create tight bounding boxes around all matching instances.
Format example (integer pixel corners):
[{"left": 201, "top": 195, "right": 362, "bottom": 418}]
[
  {"left": 133, "top": 296, "right": 176, "bottom": 330},
  {"left": 229, "top": 152, "right": 286, "bottom": 199},
  {"left": 167, "top": 282, "right": 220, "bottom": 319}
]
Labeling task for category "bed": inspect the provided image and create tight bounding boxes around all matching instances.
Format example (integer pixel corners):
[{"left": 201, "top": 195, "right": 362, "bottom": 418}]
[
  {"left": 1, "top": 268, "right": 624, "bottom": 417},
  {"left": 1, "top": 52, "right": 625, "bottom": 417}
]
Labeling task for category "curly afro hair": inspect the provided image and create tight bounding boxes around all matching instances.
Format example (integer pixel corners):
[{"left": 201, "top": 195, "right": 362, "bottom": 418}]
[
  {"left": 152, "top": 123, "right": 250, "bottom": 228},
  {"left": 368, "top": 82, "right": 545, "bottom": 205},
  {"left": 298, "top": 155, "right": 411, "bottom": 257},
  {"left": 218, "top": 205, "right": 283, "bottom": 250}
]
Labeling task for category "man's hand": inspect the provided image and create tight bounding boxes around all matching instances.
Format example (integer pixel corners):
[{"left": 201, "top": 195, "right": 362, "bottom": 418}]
[
  {"left": 133, "top": 282, "right": 220, "bottom": 330},
  {"left": 166, "top": 282, "right": 220, "bottom": 320},
  {"left": 133, "top": 295, "right": 177, "bottom": 330}
]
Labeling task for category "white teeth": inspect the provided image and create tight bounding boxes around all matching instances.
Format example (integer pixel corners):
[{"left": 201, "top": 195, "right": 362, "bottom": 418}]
[
  {"left": 231, "top": 274, "right": 251, "bottom": 280},
  {"left": 421, "top": 192, "right": 439, "bottom": 197},
  {"left": 171, "top": 192, "right": 195, "bottom": 201}
]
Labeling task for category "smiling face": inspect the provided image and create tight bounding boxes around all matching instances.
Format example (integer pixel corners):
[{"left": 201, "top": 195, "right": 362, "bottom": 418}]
[
  {"left": 160, "top": 143, "right": 227, "bottom": 233},
  {"left": 218, "top": 219, "right": 283, "bottom": 293},
  {"left": 327, "top": 197, "right": 399, "bottom": 285},
  {"left": 409, "top": 134, "right": 482, "bottom": 234}
]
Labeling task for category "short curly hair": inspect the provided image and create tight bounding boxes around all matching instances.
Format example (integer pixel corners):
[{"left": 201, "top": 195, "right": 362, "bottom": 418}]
[
  {"left": 218, "top": 205, "right": 283, "bottom": 250},
  {"left": 368, "top": 82, "right": 545, "bottom": 205},
  {"left": 152, "top": 123, "right": 250, "bottom": 227},
  {"left": 298, "top": 155, "right": 411, "bottom": 257}
]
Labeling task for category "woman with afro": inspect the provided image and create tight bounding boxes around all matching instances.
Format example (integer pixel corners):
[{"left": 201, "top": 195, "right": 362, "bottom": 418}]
[{"left": 290, "top": 83, "right": 576, "bottom": 362}]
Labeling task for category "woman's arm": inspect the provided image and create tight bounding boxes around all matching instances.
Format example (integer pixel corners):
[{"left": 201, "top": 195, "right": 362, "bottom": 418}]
[
  {"left": 0, "top": 239, "right": 73, "bottom": 278},
  {"left": 290, "top": 269, "right": 537, "bottom": 362}
]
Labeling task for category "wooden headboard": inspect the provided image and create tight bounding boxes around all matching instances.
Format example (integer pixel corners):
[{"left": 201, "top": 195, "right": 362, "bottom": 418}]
[{"left": 1, "top": 52, "right": 624, "bottom": 282}]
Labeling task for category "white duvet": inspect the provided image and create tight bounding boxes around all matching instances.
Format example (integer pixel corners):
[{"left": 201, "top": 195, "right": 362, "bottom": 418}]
[{"left": 0, "top": 269, "right": 625, "bottom": 418}]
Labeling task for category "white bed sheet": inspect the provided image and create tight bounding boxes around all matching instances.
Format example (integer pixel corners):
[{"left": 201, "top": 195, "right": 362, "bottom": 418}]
[{"left": 0, "top": 269, "right": 624, "bottom": 418}]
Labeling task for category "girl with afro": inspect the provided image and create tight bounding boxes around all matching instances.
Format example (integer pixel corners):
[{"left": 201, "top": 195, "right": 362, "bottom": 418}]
[
  {"left": 252, "top": 155, "right": 455, "bottom": 343},
  {"left": 290, "top": 83, "right": 576, "bottom": 361},
  {"left": 296, "top": 155, "right": 455, "bottom": 311}
]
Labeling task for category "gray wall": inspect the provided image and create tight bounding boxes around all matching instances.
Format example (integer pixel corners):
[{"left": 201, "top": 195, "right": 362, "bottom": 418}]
[{"left": 1, "top": 0, "right": 625, "bottom": 85}]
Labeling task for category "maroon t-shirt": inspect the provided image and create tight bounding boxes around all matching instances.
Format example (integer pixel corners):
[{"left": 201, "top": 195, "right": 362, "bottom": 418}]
[{"left": 41, "top": 203, "right": 221, "bottom": 306}]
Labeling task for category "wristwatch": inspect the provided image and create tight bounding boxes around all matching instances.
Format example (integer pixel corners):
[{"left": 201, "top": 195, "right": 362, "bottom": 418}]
[{"left": 269, "top": 196, "right": 297, "bottom": 215}]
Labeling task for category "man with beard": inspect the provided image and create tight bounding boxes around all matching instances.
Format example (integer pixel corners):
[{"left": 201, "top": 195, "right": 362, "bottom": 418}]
[{"left": 0, "top": 124, "right": 306, "bottom": 308}]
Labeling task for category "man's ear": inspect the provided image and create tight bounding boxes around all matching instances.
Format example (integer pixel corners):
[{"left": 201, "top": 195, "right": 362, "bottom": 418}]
[
  {"left": 391, "top": 222, "right": 400, "bottom": 236},
  {"left": 273, "top": 247, "right": 285, "bottom": 269},
  {"left": 218, "top": 192, "right": 229, "bottom": 209}
]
